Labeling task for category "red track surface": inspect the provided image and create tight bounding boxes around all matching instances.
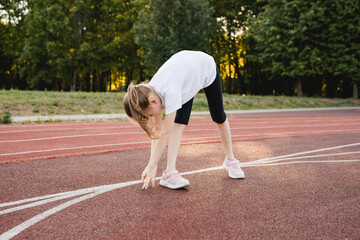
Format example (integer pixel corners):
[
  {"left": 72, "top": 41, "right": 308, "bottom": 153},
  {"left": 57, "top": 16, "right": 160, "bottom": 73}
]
[{"left": 1, "top": 108, "right": 360, "bottom": 239}]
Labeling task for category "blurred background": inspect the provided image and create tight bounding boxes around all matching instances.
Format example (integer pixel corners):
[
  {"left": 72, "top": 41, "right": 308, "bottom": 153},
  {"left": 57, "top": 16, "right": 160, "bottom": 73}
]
[{"left": 1, "top": 0, "right": 359, "bottom": 98}]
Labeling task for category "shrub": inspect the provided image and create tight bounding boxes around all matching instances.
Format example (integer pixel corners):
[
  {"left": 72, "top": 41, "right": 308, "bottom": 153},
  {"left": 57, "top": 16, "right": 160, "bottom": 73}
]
[{"left": 1, "top": 112, "right": 12, "bottom": 124}]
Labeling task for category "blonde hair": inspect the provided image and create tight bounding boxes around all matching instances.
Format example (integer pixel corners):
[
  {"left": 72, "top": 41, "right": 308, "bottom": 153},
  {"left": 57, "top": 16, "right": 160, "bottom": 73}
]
[{"left": 123, "top": 82, "right": 158, "bottom": 139}]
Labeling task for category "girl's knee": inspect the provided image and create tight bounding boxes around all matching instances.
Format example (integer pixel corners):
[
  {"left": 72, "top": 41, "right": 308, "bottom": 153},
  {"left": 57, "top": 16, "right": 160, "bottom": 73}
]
[{"left": 211, "top": 113, "right": 227, "bottom": 124}]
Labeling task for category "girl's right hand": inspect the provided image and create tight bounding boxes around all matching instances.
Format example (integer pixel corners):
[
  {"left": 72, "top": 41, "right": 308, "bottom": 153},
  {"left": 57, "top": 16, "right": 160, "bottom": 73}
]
[{"left": 141, "top": 164, "right": 158, "bottom": 189}]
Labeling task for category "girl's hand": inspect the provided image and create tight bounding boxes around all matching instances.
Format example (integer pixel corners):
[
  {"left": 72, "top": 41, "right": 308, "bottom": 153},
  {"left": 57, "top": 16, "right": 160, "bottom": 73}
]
[{"left": 141, "top": 164, "right": 158, "bottom": 189}]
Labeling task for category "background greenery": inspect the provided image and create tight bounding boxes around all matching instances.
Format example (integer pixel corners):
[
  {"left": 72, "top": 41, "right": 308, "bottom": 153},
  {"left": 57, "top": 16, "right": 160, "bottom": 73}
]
[{"left": 1, "top": 0, "right": 359, "bottom": 98}]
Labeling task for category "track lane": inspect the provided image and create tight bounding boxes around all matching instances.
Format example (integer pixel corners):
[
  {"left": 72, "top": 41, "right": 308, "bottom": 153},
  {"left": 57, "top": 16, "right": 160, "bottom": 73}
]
[
  {"left": 2, "top": 120, "right": 359, "bottom": 144},
  {"left": 1, "top": 108, "right": 359, "bottom": 239},
  {"left": 1, "top": 114, "right": 360, "bottom": 164},
  {"left": 1, "top": 134, "right": 359, "bottom": 239}
]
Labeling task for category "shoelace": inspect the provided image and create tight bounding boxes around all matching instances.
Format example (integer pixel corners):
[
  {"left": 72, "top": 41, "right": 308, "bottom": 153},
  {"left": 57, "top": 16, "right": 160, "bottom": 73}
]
[
  {"left": 170, "top": 173, "right": 184, "bottom": 180},
  {"left": 165, "top": 172, "right": 187, "bottom": 183},
  {"left": 227, "top": 160, "right": 241, "bottom": 170}
]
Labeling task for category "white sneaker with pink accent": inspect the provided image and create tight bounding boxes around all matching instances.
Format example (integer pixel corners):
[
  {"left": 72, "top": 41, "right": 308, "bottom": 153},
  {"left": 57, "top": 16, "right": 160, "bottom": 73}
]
[
  {"left": 223, "top": 158, "right": 245, "bottom": 179},
  {"left": 159, "top": 170, "right": 190, "bottom": 189}
]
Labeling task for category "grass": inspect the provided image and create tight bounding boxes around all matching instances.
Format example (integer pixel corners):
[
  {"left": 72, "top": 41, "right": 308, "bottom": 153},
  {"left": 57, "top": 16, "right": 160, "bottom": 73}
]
[
  {"left": 0, "top": 90, "right": 123, "bottom": 117},
  {"left": 0, "top": 89, "right": 359, "bottom": 118},
  {"left": 192, "top": 94, "right": 359, "bottom": 111}
]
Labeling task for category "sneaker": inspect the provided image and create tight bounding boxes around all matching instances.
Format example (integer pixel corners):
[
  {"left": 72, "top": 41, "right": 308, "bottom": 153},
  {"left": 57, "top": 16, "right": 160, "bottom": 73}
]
[
  {"left": 223, "top": 158, "right": 245, "bottom": 179},
  {"left": 159, "top": 170, "right": 190, "bottom": 189}
]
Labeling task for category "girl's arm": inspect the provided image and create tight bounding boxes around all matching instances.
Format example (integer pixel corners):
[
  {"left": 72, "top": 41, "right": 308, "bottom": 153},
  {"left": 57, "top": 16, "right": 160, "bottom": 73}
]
[{"left": 141, "top": 112, "right": 176, "bottom": 189}]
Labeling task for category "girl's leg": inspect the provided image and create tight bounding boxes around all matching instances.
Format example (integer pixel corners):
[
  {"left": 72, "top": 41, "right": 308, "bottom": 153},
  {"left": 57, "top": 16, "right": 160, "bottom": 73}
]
[
  {"left": 215, "top": 119, "right": 235, "bottom": 160},
  {"left": 204, "top": 66, "right": 245, "bottom": 178},
  {"left": 159, "top": 101, "right": 191, "bottom": 189},
  {"left": 204, "top": 67, "right": 244, "bottom": 178},
  {"left": 166, "top": 123, "right": 186, "bottom": 173},
  {"left": 204, "top": 66, "right": 235, "bottom": 159},
  {"left": 166, "top": 98, "right": 193, "bottom": 172}
]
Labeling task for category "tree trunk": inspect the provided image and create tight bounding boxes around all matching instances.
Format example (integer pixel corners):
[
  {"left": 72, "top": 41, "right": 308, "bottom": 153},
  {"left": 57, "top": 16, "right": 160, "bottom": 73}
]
[
  {"left": 108, "top": 71, "right": 111, "bottom": 92},
  {"left": 234, "top": 55, "right": 243, "bottom": 94},
  {"left": 85, "top": 72, "right": 90, "bottom": 92},
  {"left": 99, "top": 72, "right": 105, "bottom": 92},
  {"left": 139, "top": 66, "right": 145, "bottom": 82},
  {"left": 227, "top": 58, "right": 232, "bottom": 94},
  {"left": 92, "top": 69, "right": 97, "bottom": 92},
  {"left": 297, "top": 78, "right": 302, "bottom": 97},
  {"left": 71, "top": 70, "right": 76, "bottom": 91},
  {"left": 126, "top": 68, "right": 133, "bottom": 87},
  {"left": 353, "top": 81, "right": 359, "bottom": 99}
]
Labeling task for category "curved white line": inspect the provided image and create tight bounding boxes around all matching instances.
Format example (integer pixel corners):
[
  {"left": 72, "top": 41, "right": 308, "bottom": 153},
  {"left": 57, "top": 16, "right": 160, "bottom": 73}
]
[
  {"left": 1, "top": 143, "right": 360, "bottom": 239},
  {"left": 251, "top": 159, "right": 360, "bottom": 167},
  {"left": 244, "top": 151, "right": 360, "bottom": 166},
  {"left": 0, "top": 193, "right": 86, "bottom": 215},
  {"left": 0, "top": 180, "right": 141, "bottom": 240},
  {"left": 1, "top": 157, "right": 359, "bottom": 239},
  {"left": 241, "top": 142, "right": 360, "bottom": 166},
  {"left": 0, "top": 192, "right": 106, "bottom": 240}
]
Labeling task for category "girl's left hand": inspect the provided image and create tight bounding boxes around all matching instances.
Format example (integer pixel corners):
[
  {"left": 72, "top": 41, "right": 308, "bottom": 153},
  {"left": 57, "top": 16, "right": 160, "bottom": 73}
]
[{"left": 141, "top": 164, "right": 158, "bottom": 189}]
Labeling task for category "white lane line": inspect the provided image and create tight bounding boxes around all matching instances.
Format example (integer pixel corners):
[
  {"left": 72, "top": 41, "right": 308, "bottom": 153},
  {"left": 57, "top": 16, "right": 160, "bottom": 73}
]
[
  {"left": 1, "top": 129, "right": 360, "bottom": 157},
  {"left": 0, "top": 121, "right": 134, "bottom": 129},
  {"left": 241, "top": 143, "right": 360, "bottom": 166},
  {"left": 0, "top": 132, "right": 145, "bottom": 143},
  {"left": 247, "top": 151, "right": 360, "bottom": 166},
  {"left": 0, "top": 126, "right": 139, "bottom": 134},
  {"left": 0, "top": 192, "right": 75, "bottom": 208},
  {"left": 0, "top": 191, "right": 108, "bottom": 240},
  {"left": 0, "top": 180, "right": 140, "bottom": 240},
  {"left": 251, "top": 159, "right": 360, "bottom": 167},
  {"left": 1, "top": 123, "right": 360, "bottom": 143},
  {"left": 1, "top": 143, "right": 359, "bottom": 239},
  {"left": 0, "top": 182, "right": 132, "bottom": 209},
  {"left": 0, "top": 193, "right": 88, "bottom": 215},
  {"left": 1, "top": 117, "right": 358, "bottom": 134},
  {"left": 2, "top": 144, "right": 359, "bottom": 212},
  {"left": 231, "top": 128, "right": 360, "bottom": 139},
  {"left": 0, "top": 141, "right": 151, "bottom": 157}
]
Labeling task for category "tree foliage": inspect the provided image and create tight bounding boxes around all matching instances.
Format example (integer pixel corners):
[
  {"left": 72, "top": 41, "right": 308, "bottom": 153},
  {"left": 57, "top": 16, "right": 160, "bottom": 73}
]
[
  {"left": 0, "top": 0, "right": 359, "bottom": 98},
  {"left": 208, "top": 0, "right": 264, "bottom": 94},
  {"left": 0, "top": 0, "right": 27, "bottom": 89},
  {"left": 321, "top": 0, "right": 360, "bottom": 98},
  {"left": 247, "top": 0, "right": 360, "bottom": 97},
  {"left": 133, "top": 0, "right": 216, "bottom": 75},
  {"left": 2, "top": 0, "right": 140, "bottom": 91}
]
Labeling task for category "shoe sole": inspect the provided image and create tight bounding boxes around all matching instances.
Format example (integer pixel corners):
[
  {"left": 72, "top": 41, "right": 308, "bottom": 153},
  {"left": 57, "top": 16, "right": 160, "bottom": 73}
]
[
  {"left": 159, "top": 179, "right": 190, "bottom": 189},
  {"left": 223, "top": 163, "right": 245, "bottom": 179}
]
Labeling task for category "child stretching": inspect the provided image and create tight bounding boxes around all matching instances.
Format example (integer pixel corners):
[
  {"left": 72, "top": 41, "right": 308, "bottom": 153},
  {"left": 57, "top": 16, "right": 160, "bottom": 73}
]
[{"left": 123, "top": 50, "right": 245, "bottom": 190}]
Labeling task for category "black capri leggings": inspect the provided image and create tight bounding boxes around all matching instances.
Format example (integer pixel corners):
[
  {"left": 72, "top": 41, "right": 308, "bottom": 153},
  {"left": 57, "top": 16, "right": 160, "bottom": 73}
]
[{"left": 174, "top": 66, "right": 227, "bottom": 125}]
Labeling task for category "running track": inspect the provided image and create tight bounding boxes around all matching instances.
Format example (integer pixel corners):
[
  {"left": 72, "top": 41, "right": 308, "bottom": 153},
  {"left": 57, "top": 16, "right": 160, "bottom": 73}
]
[{"left": 0, "top": 108, "right": 359, "bottom": 239}]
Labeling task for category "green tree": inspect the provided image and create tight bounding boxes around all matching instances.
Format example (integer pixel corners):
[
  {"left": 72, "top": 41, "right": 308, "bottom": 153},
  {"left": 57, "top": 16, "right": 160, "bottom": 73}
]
[
  {"left": 19, "top": 0, "right": 75, "bottom": 89},
  {"left": 0, "top": 21, "right": 12, "bottom": 89},
  {"left": 15, "top": 0, "right": 140, "bottom": 91},
  {"left": 209, "top": 0, "right": 264, "bottom": 94},
  {"left": 0, "top": 0, "right": 27, "bottom": 89},
  {"left": 320, "top": 0, "right": 360, "bottom": 98},
  {"left": 247, "top": 0, "right": 359, "bottom": 98},
  {"left": 248, "top": 0, "right": 325, "bottom": 97},
  {"left": 133, "top": 0, "right": 216, "bottom": 76}
]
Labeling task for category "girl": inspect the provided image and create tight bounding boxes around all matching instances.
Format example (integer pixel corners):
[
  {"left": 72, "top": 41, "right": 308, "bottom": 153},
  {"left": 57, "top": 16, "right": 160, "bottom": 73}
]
[{"left": 123, "top": 50, "right": 245, "bottom": 190}]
